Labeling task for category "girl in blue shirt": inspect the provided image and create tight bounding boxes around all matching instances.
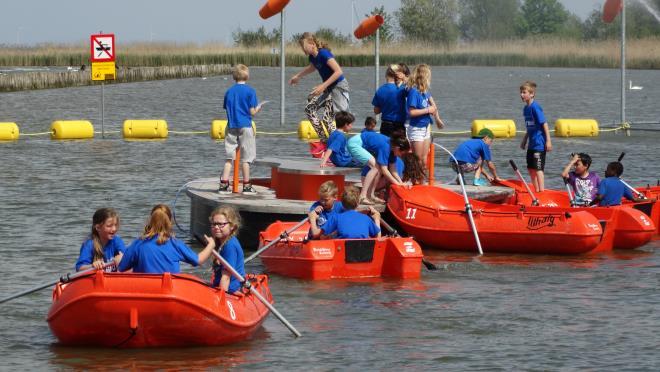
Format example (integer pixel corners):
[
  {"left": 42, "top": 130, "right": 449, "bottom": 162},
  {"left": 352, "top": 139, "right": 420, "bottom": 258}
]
[
  {"left": 209, "top": 206, "right": 245, "bottom": 294},
  {"left": 75, "top": 208, "right": 125, "bottom": 272},
  {"left": 118, "top": 204, "right": 216, "bottom": 274}
]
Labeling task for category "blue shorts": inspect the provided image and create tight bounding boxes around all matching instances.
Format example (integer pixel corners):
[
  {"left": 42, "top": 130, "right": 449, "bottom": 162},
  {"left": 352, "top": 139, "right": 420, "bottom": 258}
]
[{"left": 347, "top": 135, "right": 373, "bottom": 166}]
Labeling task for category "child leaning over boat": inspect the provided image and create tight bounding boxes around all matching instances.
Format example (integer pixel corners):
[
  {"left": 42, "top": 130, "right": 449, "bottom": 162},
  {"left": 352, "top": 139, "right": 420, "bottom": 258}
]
[
  {"left": 209, "top": 206, "right": 245, "bottom": 294},
  {"left": 320, "top": 111, "right": 360, "bottom": 168},
  {"left": 313, "top": 186, "right": 381, "bottom": 239},
  {"left": 75, "top": 208, "right": 125, "bottom": 272},
  {"left": 451, "top": 128, "right": 501, "bottom": 186},
  {"left": 118, "top": 204, "right": 216, "bottom": 274},
  {"left": 561, "top": 152, "right": 600, "bottom": 206},
  {"left": 308, "top": 180, "right": 344, "bottom": 239},
  {"left": 590, "top": 162, "right": 647, "bottom": 206}
]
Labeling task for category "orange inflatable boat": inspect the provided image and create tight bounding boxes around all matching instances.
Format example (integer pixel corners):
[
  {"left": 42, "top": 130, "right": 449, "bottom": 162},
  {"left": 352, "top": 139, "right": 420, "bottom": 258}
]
[
  {"left": 387, "top": 185, "right": 604, "bottom": 254},
  {"left": 258, "top": 221, "right": 423, "bottom": 279},
  {"left": 47, "top": 271, "right": 272, "bottom": 348}
]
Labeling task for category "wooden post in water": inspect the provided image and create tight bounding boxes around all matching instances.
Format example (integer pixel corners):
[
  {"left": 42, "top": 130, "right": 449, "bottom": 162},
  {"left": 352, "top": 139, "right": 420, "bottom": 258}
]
[{"left": 232, "top": 148, "right": 241, "bottom": 193}]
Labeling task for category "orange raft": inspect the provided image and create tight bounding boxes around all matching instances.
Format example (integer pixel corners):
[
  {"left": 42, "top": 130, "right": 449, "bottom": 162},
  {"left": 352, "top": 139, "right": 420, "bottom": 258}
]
[
  {"left": 258, "top": 221, "right": 423, "bottom": 279},
  {"left": 388, "top": 185, "right": 604, "bottom": 254},
  {"left": 47, "top": 271, "right": 272, "bottom": 348}
]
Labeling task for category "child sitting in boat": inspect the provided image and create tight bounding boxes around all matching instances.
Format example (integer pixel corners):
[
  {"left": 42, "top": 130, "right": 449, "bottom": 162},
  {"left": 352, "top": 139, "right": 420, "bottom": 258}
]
[
  {"left": 308, "top": 180, "right": 344, "bottom": 239},
  {"left": 561, "top": 152, "right": 600, "bottom": 206},
  {"left": 118, "top": 204, "right": 216, "bottom": 274},
  {"left": 75, "top": 208, "right": 125, "bottom": 272},
  {"left": 320, "top": 111, "right": 360, "bottom": 168},
  {"left": 209, "top": 206, "right": 245, "bottom": 294},
  {"left": 590, "top": 162, "right": 646, "bottom": 206},
  {"left": 310, "top": 185, "right": 381, "bottom": 239},
  {"left": 451, "top": 128, "right": 501, "bottom": 186}
]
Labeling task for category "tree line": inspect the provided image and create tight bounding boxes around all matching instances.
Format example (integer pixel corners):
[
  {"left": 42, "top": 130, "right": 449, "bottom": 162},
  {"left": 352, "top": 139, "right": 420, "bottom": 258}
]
[{"left": 233, "top": 0, "right": 660, "bottom": 47}]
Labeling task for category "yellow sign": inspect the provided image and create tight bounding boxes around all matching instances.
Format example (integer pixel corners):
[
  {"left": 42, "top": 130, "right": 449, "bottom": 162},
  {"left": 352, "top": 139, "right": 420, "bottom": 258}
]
[{"left": 91, "top": 61, "right": 116, "bottom": 81}]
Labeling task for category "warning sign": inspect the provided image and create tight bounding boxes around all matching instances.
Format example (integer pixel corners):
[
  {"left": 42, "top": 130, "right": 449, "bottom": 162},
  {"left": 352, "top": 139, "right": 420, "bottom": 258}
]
[
  {"left": 92, "top": 61, "right": 116, "bottom": 81},
  {"left": 90, "top": 34, "right": 115, "bottom": 62}
]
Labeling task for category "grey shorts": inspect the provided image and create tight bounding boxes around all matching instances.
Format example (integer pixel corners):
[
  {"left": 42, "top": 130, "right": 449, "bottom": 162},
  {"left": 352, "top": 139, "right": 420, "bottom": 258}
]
[
  {"left": 225, "top": 127, "right": 256, "bottom": 163},
  {"left": 318, "top": 79, "right": 350, "bottom": 113}
]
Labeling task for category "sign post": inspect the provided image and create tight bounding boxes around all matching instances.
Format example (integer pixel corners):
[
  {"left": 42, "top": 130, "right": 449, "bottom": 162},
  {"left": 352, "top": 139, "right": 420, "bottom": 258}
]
[{"left": 90, "top": 33, "right": 116, "bottom": 138}]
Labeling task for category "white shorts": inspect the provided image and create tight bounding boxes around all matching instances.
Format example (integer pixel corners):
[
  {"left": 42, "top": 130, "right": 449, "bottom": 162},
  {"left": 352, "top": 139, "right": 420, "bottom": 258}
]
[
  {"left": 347, "top": 134, "right": 373, "bottom": 166},
  {"left": 406, "top": 124, "right": 431, "bottom": 142}
]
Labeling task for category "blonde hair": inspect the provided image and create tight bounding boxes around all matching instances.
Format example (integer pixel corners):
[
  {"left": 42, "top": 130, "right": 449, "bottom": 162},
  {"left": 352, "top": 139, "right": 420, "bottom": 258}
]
[
  {"left": 318, "top": 180, "right": 338, "bottom": 198},
  {"left": 341, "top": 185, "right": 360, "bottom": 210},
  {"left": 520, "top": 80, "right": 537, "bottom": 94},
  {"left": 90, "top": 208, "right": 119, "bottom": 262},
  {"left": 209, "top": 206, "right": 241, "bottom": 245},
  {"left": 298, "top": 32, "right": 330, "bottom": 51},
  {"left": 386, "top": 64, "right": 400, "bottom": 79},
  {"left": 232, "top": 64, "right": 249, "bottom": 81},
  {"left": 142, "top": 204, "right": 173, "bottom": 245},
  {"left": 408, "top": 64, "right": 432, "bottom": 93}
]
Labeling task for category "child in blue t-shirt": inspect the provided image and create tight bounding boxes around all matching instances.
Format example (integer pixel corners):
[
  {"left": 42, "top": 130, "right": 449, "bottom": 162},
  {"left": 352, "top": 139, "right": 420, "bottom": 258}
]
[
  {"left": 451, "top": 128, "right": 501, "bottom": 186},
  {"left": 359, "top": 133, "right": 410, "bottom": 205},
  {"left": 308, "top": 180, "right": 344, "bottom": 239},
  {"left": 289, "top": 32, "right": 349, "bottom": 143},
  {"left": 219, "top": 64, "right": 264, "bottom": 195},
  {"left": 591, "top": 162, "right": 646, "bottom": 206},
  {"left": 313, "top": 186, "right": 381, "bottom": 239},
  {"left": 519, "top": 80, "right": 552, "bottom": 192},
  {"left": 372, "top": 64, "right": 409, "bottom": 137},
  {"left": 75, "top": 208, "right": 125, "bottom": 272},
  {"left": 209, "top": 206, "right": 245, "bottom": 294},
  {"left": 118, "top": 204, "right": 216, "bottom": 274},
  {"left": 320, "top": 111, "right": 360, "bottom": 168}
]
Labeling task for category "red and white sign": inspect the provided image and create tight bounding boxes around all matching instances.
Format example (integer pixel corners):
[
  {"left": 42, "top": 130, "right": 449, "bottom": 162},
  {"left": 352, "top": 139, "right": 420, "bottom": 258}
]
[{"left": 90, "top": 34, "right": 115, "bottom": 62}]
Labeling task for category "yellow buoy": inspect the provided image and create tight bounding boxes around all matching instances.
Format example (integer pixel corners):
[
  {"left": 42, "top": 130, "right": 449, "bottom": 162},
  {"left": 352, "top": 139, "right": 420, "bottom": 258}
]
[
  {"left": 471, "top": 120, "right": 516, "bottom": 138},
  {"left": 210, "top": 120, "right": 257, "bottom": 140},
  {"left": 298, "top": 120, "right": 318, "bottom": 140},
  {"left": 51, "top": 121, "right": 94, "bottom": 140},
  {"left": 555, "top": 119, "right": 599, "bottom": 137},
  {"left": 0, "top": 122, "right": 20, "bottom": 141},
  {"left": 123, "top": 120, "right": 168, "bottom": 139}
]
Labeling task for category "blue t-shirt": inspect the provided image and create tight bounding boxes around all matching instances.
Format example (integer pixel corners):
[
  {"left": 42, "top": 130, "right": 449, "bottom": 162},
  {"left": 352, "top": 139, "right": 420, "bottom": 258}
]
[
  {"left": 523, "top": 101, "right": 547, "bottom": 151},
  {"left": 223, "top": 83, "right": 258, "bottom": 128},
  {"left": 361, "top": 130, "right": 396, "bottom": 166},
  {"left": 372, "top": 82, "right": 407, "bottom": 123},
  {"left": 212, "top": 236, "right": 245, "bottom": 293},
  {"left": 407, "top": 87, "right": 433, "bottom": 128},
  {"left": 309, "top": 201, "right": 344, "bottom": 231},
  {"left": 598, "top": 176, "right": 634, "bottom": 206},
  {"left": 327, "top": 130, "right": 354, "bottom": 167},
  {"left": 309, "top": 48, "right": 345, "bottom": 89},
  {"left": 453, "top": 139, "right": 492, "bottom": 164},
  {"left": 75, "top": 235, "right": 126, "bottom": 271},
  {"left": 395, "top": 156, "right": 404, "bottom": 177},
  {"left": 118, "top": 235, "right": 199, "bottom": 274},
  {"left": 322, "top": 210, "right": 380, "bottom": 239}
]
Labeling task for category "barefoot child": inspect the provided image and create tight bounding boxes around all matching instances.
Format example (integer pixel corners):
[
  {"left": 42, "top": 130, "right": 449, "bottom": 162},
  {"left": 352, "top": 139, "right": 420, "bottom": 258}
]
[{"left": 519, "top": 80, "right": 552, "bottom": 192}]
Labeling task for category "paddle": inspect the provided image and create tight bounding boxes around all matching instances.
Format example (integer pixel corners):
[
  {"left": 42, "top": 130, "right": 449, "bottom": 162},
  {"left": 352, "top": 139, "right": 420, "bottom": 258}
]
[
  {"left": 245, "top": 217, "right": 310, "bottom": 263},
  {"left": 0, "top": 262, "right": 116, "bottom": 305},
  {"left": 378, "top": 217, "right": 438, "bottom": 271},
  {"left": 508, "top": 160, "right": 540, "bottom": 206},
  {"left": 433, "top": 142, "right": 483, "bottom": 255},
  {"left": 563, "top": 177, "right": 577, "bottom": 207}
]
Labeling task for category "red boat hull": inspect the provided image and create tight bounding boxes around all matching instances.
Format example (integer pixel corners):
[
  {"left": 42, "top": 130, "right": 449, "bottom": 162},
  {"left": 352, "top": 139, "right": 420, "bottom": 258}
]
[
  {"left": 387, "top": 185, "right": 603, "bottom": 255},
  {"left": 259, "top": 221, "right": 423, "bottom": 279},
  {"left": 47, "top": 271, "right": 272, "bottom": 348}
]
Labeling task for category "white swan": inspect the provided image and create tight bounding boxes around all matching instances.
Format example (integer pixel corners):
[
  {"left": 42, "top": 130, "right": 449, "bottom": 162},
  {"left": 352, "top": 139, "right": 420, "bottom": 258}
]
[{"left": 629, "top": 80, "right": 643, "bottom": 90}]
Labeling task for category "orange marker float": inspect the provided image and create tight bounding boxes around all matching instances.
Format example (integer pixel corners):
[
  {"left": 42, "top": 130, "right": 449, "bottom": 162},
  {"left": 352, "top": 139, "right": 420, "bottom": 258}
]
[
  {"left": 353, "top": 15, "right": 384, "bottom": 39},
  {"left": 259, "top": 0, "right": 290, "bottom": 19},
  {"left": 602, "top": 0, "right": 623, "bottom": 23}
]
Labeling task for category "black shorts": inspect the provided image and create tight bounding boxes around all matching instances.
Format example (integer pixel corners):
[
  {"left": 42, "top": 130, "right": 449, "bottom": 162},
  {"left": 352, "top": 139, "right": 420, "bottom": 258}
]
[
  {"left": 526, "top": 150, "right": 546, "bottom": 171},
  {"left": 380, "top": 121, "right": 405, "bottom": 138}
]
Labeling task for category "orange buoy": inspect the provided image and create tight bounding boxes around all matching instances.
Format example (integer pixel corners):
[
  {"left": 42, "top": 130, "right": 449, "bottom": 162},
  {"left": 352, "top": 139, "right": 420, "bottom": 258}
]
[
  {"left": 259, "top": 0, "right": 290, "bottom": 19},
  {"left": 602, "top": 0, "right": 623, "bottom": 23},
  {"left": 353, "top": 15, "right": 384, "bottom": 39}
]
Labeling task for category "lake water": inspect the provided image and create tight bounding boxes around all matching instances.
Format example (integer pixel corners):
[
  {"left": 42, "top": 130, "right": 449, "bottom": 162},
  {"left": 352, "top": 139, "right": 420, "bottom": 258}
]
[{"left": 1, "top": 66, "right": 659, "bottom": 370}]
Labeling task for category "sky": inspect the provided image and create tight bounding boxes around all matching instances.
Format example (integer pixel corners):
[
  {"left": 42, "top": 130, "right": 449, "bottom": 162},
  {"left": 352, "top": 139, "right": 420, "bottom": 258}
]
[{"left": 1, "top": 0, "right": 603, "bottom": 45}]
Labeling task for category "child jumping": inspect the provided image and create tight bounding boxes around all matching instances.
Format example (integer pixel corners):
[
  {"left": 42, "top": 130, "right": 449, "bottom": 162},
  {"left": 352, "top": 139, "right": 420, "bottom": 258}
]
[
  {"left": 561, "top": 153, "right": 600, "bottom": 206},
  {"left": 220, "top": 64, "right": 263, "bottom": 195},
  {"left": 519, "top": 80, "right": 552, "bottom": 192}
]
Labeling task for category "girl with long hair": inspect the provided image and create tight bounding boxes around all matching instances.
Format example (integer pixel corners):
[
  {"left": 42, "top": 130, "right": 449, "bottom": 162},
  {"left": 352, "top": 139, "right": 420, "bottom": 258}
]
[{"left": 75, "top": 208, "right": 125, "bottom": 271}]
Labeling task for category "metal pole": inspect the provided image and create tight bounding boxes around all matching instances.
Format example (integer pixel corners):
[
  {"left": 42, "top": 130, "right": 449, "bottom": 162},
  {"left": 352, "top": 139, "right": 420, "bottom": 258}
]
[
  {"left": 621, "top": 0, "right": 628, "bottom": 136},
  {"left": 375, "top": 28, "right": 380, "bottom": 92},
  {"left": 101, "top": 81, "right": 105, "bottom": 138},
  {"left": 280, "top": 10, "right": 285, "bottom": 127}
]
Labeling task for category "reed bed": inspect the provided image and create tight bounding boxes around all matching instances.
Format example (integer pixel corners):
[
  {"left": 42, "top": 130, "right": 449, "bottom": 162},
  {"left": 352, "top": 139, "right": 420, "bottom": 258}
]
[{"left": 0, "top": 64, "right": 231, "bottom": 92}]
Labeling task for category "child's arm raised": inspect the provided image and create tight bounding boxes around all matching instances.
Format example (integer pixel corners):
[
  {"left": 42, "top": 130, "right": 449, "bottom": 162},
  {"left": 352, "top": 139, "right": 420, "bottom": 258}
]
[{"left": 562, "top": 154, "right": 580, "bottom": 179}]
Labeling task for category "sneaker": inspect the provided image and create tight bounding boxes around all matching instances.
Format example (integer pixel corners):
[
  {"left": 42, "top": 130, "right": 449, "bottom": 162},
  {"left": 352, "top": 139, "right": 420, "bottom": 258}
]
[
  {"left": 473, "top": 177, "right": 489, "bottom": 186},
  {"left": 242, "top": 184, "right": 258, "bottom": 195},
  {"left": 218, "top": 181, "right": 230, "bottom": 194}
]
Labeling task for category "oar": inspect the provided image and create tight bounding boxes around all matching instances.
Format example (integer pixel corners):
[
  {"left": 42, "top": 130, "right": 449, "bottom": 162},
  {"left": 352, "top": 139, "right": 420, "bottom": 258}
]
[
  {"left": 508, "top": 160, "right": 540, "bottom": 206},
  {"left": 433, "top": 142, "right": 483, "bottom": 255},
  {"left": 378, "top": 217, "right": 438, "bottom": 271},
  {"left": 563, "top": 177, "right": 577, "bottom": 207},
  {"left": 618, "top": 152, "right": 626, "bottom": 162},
  {"left": 0, "top": 262, "right": 116, "bottom": 305},
  {"left": 245, "top": 217, "right": 310, "bottom": 263},
  {"left": 210, "top": 249, "right": 302, "bottom": 338}
]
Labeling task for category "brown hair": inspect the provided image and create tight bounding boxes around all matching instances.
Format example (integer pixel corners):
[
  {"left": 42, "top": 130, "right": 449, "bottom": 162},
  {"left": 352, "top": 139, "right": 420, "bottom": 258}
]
[
  {"left": 407, "top": 64, "right": 432, "bottom": 93},
  {"left": 335, "top": 111, "right": 355, "bottom": 129},
  {"left": 209, "top": 206, "right": 242, "bottom": 246},
  {"left": 390, "top": 135, "right": 411, "bottom": 153},
  {"left": 341, "top": 185, "right": 360, "bottom": 210},
  {"left": 318, "top": 180, "right": 338, "bottom": 198},
  {"left": 402, "top": 153, "right": 427, "bottom": 185},
  {"left": 520, "top": 80, "right": 537, "bottom": 94},
  {"left": 90, "top": 208, "right": 119, "bottom": 262},
  {"left": 232, "top": 64, "right": 249, "bottom": 82},
  {"left": 298, "top": 32, "right": 330, "bottom": 51},
  {"left": 142, "top": 204, "right": 173, "bottom": 244},
  {"left": 364, "top": 116, "right": 377, "bottom": 129}
]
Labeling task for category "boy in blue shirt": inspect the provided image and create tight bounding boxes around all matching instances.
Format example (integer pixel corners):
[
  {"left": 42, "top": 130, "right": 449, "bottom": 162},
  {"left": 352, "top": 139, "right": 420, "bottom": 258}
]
[
  {"left": 320, "top": 111, "right": 360, "bottom": 168},
  {"left": 451, "top": 128, "right": 501, "bottom": 186},
  {"left": 219, "top": 64, "right": 263, "bottom": 195},
  {"left": 311, "top": 185, "right": 381, "bottom": 239},
  {"left": 519, "top": 81, "right": 552, "bottom": 192},
  {"left": 591, "top": 162, "right": 646, "bottom": 206},
  {"left": 308, "top": 181, "right": 344, "bottom": 239}
]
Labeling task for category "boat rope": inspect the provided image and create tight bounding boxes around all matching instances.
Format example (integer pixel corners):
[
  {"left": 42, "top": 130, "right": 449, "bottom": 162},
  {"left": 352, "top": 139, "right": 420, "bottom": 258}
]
[{"left": 171, "top": 178, "right": 219, "bottom": 237}]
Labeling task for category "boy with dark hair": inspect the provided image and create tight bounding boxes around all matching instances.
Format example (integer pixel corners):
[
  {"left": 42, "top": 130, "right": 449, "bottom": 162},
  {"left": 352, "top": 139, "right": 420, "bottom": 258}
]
[
  {"left": 591, "top": 162, "right": 645, "bottom": 206},
  {"left": 519, "top": 80, "right": 552, "bottom": 192},
  {"left": 561, "top": 153, "right": 600, "bottom": 206},
  {"left": 311, "top": 185, "right": 381, "bottom": 239},
  {"left": 320, "top": 111, "right": 360, "bottom": 168},
  {"left": 451, "top": 128, "right": 501, "bottom": 186}
]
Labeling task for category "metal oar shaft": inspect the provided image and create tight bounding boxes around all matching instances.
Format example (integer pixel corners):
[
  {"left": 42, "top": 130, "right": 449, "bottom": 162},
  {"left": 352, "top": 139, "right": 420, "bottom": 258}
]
[
  {"left": 244, "top": 217, "right": 309, "bottom": 263},
  {"left": 509, "top": 160, "right": 539, "bottom": 206},
  {"left": 620, "top": 179, "right": 646, "bottom": 199},
  {"left": 211, "top": 250, "right": 301, "bottom": 337}
]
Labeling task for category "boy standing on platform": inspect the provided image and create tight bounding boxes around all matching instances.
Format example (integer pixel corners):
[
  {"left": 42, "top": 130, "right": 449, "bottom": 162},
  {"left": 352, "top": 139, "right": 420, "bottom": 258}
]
[
  {"left": 219, "top": 64, "right": 263, "bottom": 195},
  {"left": 519, "top": 80, "right": 552, "bottom": 192}
]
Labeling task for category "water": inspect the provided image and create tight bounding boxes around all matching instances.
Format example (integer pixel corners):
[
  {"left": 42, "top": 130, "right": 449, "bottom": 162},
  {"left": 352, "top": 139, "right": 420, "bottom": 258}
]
[{"left": 1, "top": 66, "right": 659, "bottom": 370}]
